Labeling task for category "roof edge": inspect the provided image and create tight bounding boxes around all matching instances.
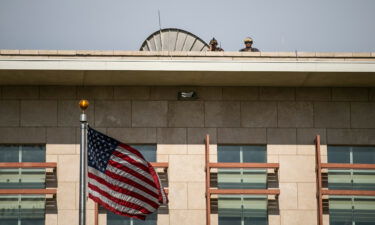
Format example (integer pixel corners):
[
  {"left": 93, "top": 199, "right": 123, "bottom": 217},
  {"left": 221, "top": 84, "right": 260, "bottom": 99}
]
[{"left": 0, "top": 50, "right": 374, "bottom": 58}]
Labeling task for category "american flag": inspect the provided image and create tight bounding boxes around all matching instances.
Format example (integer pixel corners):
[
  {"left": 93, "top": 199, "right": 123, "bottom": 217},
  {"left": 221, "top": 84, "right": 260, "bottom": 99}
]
[{"left": 87, "top": 127, "right": 168, "bottom": 220}]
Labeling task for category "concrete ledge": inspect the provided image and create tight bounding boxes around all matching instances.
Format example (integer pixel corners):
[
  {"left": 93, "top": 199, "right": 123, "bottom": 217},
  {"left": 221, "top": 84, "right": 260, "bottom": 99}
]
[
  {"left": 1, "top": 49, "right": 375, "bottom": 59},
  {"left": 0, "top": 50, "right": 374, "bottom": 86}
]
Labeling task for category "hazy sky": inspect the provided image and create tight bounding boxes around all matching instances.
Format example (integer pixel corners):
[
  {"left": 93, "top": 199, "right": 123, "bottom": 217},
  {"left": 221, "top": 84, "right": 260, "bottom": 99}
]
[{"left": 1, "top": 0, "right": 375, "bottom": 52}]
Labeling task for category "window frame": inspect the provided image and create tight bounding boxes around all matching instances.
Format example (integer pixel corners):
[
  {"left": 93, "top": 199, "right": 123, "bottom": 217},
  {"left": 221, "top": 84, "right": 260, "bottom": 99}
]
[
  {"left": 216, "top": 144, "right": 269, "bottom": 225},
  {"left": 0, "top": 144, "right": 46, "bottom": 225},
  {"left": 327, "top": 145, "right": 375, "bottom": 225}
]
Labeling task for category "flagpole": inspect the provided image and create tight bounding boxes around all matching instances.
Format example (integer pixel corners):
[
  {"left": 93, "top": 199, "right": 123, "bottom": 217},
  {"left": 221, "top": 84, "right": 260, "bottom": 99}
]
[{"left": 79, "top": 100, "right": 89, "bottom": 225}]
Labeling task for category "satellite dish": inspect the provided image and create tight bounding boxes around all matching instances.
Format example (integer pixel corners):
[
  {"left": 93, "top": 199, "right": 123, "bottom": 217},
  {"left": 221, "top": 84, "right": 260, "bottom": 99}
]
[{"left": 140, "top": 28, "right": 209, "bottom": 51}]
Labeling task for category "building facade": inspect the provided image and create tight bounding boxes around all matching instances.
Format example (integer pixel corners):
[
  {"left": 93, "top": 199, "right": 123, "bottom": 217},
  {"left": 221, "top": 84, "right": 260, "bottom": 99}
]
[{"left": 0, "top": 50, "right": 375, "bottom": 225}]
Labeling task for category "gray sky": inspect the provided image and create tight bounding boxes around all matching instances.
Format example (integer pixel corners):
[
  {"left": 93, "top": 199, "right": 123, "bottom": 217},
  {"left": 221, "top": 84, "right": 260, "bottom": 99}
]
[{"left": 1, "top": 0, "right": 375, "bottom": 52}]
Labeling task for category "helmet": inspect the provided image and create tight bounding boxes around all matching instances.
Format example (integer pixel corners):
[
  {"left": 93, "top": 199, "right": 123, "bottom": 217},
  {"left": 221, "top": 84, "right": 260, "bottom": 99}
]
[
  {"left": 209, "top": 38, "right": 218, "bottom": 45},
  {"left": 244, "top": 37, "right": 253, "bottom": 43}
]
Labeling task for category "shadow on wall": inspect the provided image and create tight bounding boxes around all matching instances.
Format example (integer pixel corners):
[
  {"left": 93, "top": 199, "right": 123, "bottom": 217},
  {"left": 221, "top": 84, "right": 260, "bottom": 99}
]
[
  {"left": 1, "top": 85, "right": 375, "bottom": 146},
  {"left": 0, "top": 126, "right": 329, "bottom": 145}
]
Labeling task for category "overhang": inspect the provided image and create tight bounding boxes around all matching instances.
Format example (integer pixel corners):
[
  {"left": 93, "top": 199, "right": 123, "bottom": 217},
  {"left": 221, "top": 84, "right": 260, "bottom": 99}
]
[{"left": 0, "top": 50, "right": 374, "bottom": 86}]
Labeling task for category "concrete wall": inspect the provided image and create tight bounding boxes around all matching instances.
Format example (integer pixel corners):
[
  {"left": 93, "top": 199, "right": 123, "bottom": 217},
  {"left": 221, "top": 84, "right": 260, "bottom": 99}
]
[{"left": 1, "top": 86, "right": 375, "bottom": 225}]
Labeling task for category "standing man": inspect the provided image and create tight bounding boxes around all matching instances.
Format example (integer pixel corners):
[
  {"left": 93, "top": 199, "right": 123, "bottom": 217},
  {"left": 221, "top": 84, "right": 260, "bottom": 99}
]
[
  {"left": 208, "top": 38, "right": 224, "bottom": 51},
  {"left": 239, "top": 37, "right": 260, "bottom": 52}
]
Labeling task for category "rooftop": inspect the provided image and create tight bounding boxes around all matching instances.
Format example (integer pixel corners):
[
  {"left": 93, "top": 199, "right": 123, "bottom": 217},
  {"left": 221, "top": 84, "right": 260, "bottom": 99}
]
[
  {"left": 1, "top": 49, "right": 374, "bottom": 58},
  {"left": 1, "top": 50, "right": 375, "bottom": 86}
]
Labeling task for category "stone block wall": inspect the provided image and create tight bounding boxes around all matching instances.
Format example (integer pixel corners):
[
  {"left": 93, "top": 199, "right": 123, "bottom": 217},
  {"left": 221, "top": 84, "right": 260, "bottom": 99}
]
[{"left": 0, "top": 86, "right": 375, "bottom": 225}]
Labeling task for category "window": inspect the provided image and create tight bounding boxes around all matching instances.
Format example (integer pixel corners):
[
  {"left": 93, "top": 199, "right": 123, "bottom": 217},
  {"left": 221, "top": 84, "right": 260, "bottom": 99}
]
[
  {"left": 107, "top": 145, "right": 157, "bottom": 225},
  {"left": 0, "top": 195, "right": 45, "bottom": 225},
  {"left": 0, "top": 145, "right": 46, "bottom": 189},
  {"left": 107, "top": 211, "right": 157, "bottom": 225},
  {"left": 134, "top": 145, "right": 156, "bottom": 163},
  {"left": 0, "top": 145, "right": 46, "bottom": 225},
  {"left": 328, "top": 146, "right": 375, "bottom": 190},
  {"left": 328, "top": 146, "right": 375, "bottom": 225},
  {"left": 218, "top": 196, "right": 268, "bottom": 225},
  {"left": 217, "top": 145, "right": 267, "bottom": 189},
  {"left": 329, "top": 197, "right": 375, "bottom": 225},
  {"left": 217, "top": 145, "right": 268, "bottom": 225}
]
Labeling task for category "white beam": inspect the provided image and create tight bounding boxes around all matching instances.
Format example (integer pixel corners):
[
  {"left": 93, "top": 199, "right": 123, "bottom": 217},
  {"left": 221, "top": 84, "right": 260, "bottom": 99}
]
[{"left": 0, "top": 58, "right": 375, "bottom": 72}]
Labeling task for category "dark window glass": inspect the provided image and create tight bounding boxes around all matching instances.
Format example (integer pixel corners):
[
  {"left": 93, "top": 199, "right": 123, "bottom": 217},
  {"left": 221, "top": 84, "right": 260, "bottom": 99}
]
[
  {"left": 130, "top": 145, "right": 156, "bottom": 162},
  {"left": 242, "top": 146, "right": 266, "bottom": 163},
  {"left": 218, "top": 217, "right": 242, "bottom": 225},
  {"left": 218, "top": 146, "right": 241, "bottom": 163},
  {"left": 134, "top": 214, "right": 157, "bottom": 225},
  {"left": 328, "top": 146, "right": 351, "bottom": 164},
  {"left": 0, "top": 146, "right": 19, "bottom": 162},
  {"left": 329, "top": 220, "right": 352, "bottom": 225},
  {"left": 0, "top": 145, "right": 45, "bottom": 163},
  {"left": 218, "top": 145, "right": 266, "bottom": 163},
  {"left": 352, "top": 146, "right": 375, "bottom": 164},
  {"left": 328, "top": 146, "right": 375, "bottom": 164},
  {"left": 107, "top": 211, "right": 131, "bottom": 225},
  {"left": 21, "top": 219, "right": 45, "bottom": 225},
  {"left": 0, "top": 219, "right": 18, "bottom": 225},
  {"left": 21, "top": 146, "right": 45, "bottom": 162},
  {"left": 244, "top": 217, "right": 268, "bottom": 225},
  {"left": 107, "top": 211, "right": 157, "bottom": 225}
]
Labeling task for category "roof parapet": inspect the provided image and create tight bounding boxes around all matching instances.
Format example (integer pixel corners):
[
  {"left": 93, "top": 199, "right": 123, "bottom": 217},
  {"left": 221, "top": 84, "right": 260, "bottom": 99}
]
[{"left": 1, "top": 49, "right": 375, "bottom": 59}]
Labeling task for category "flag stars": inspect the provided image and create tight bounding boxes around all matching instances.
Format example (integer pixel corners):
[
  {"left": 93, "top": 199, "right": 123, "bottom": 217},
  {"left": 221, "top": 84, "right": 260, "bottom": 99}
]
[{"left": 87, "top": 127, "right": 118, "bottom": 172}]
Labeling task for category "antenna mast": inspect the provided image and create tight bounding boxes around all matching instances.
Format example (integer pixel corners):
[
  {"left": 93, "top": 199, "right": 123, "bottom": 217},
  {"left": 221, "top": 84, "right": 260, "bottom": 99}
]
[{"left": 158, "top": 10, "right": 163, "bottom": 51}]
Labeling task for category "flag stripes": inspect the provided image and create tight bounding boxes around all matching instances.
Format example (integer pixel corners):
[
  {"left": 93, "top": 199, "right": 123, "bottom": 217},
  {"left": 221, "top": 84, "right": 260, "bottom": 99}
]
[
  {"left": 88, "top": 172, "right": 159, "bottom": 209},
  {"left": 106, "top": 163, "right": 159, "bottom": 194},
  {"left": 89, "top": 184, "right": 153, "bottom": 214},
  {"left": 109, "top": 156, "right": 155, "bottom": 182},
  {"left": 87, "top": 127, "right": 168, "bottom": 220},
  {"left": 88, "top": 167, "right": 160, "bottom": 204},
  {"left": 89, "top": 194, "right": 147, "bottom": 220}
]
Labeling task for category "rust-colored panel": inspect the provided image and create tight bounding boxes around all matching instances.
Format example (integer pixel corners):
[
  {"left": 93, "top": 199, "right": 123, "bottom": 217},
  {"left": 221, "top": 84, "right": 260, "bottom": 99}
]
[
  {"left": 209, "top": 189, "right": 280, "bottom": 195},
  {"left": 322, "top": 190, "right": 375, "bottom": 196},
  {"left": 208, "top": 162, "right": 279, "bottom": 169},
  {"left": 0, "top": 162, "right": 57, "bottom": 168},
  {"left": 0, "top": 189, "right": 57, "bottom": 194},
  {"left": 150, "top": 162, "right": 169, "bottom": 168},
  {"left": 321, "top": 163, "right": 375, "bottom": 169},
  {"left": 315, "top": 135, "right": 323, "bottom": 225}
]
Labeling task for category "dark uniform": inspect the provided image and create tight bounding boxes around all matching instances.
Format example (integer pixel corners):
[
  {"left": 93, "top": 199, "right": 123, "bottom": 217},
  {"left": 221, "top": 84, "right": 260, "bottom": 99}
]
[
  {"left": 210, "top": 46, "right": 224, "bottom": 52},
  {"left": 239, "top": 47, "right": 260, "bottom": 52},
  {"left": 208, "top": 38, "right": 224, "bottom": 52}
]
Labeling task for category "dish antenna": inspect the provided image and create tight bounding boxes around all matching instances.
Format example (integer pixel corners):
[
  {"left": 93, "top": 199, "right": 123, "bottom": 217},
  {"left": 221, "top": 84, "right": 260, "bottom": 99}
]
[{"left": 140, "top": 28, "right": 209, "bottom": 51}]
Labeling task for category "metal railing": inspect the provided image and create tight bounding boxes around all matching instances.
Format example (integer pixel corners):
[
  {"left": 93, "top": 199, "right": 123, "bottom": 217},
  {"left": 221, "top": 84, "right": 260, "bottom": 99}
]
[{"left": 0, "top": 162, "right": 57, "bottom": 196}]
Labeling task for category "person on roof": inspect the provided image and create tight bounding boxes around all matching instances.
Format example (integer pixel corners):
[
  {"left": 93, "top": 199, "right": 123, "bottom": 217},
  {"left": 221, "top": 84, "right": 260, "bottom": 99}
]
[
  {"left": 239, "top": 37, "right": 260, "bottom": 52},
  {"left": 208, "top": 38, "right": 224, "bottom": 51}
]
